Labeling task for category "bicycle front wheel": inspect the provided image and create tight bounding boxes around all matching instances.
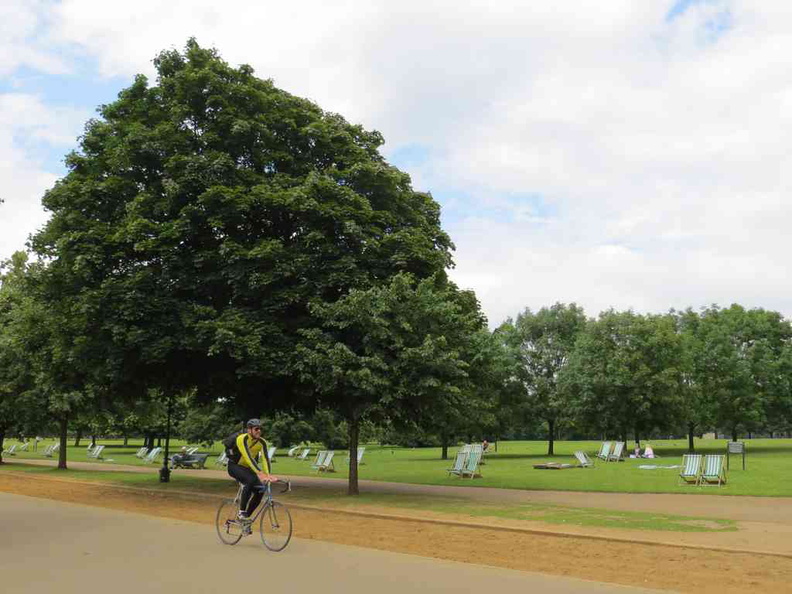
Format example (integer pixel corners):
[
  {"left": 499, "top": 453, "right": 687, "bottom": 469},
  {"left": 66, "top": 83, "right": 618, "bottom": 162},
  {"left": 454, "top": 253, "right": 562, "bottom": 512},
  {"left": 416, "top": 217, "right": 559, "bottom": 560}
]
[
  {"left": 259, "top": 500, "right": 293, "bottom": 551},
  {"left": 216, "top": 498, "right": 244, "bottom": 545}
]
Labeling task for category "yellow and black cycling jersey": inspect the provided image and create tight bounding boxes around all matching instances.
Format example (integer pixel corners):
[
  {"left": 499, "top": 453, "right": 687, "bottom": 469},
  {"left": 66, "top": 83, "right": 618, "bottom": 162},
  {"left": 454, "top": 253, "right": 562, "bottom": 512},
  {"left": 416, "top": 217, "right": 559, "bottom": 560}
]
[{"left": 234, "top": 433, "right": 271, "bottom": 474}]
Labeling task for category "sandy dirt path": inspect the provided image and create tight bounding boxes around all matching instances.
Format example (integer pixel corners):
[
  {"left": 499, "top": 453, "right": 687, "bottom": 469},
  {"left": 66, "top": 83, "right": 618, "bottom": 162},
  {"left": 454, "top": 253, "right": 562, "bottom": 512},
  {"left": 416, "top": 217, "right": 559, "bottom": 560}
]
[
  {"left": 0, "top": 492, "right": 663, "bottom": 594},
  {"left": 8, "top": 458, "right": 792, "bottom": 556}
]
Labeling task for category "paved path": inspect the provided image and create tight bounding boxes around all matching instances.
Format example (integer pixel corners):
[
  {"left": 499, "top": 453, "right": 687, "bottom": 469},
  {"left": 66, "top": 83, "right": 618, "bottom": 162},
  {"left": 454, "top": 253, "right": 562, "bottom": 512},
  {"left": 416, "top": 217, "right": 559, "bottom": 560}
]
[{"left": 0, "top": 492, "right": 664, "bottom": 594}]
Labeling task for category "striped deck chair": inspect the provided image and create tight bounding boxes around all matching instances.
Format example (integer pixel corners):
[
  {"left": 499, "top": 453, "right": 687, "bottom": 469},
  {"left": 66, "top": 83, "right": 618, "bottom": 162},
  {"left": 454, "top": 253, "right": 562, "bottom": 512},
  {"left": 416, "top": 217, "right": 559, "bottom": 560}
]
[
  {"left": 447, "top": 450, "right": 468, "bottom": 476},
  {"left": 310, "top": 450, "right": 328, "bottom": 470},
  {"left": 607, "top": 441, "right": 625, "bottom": 462},
  {"left": 679, "top": 454, "right": 702, "bottom": 485},
  {"left": 345, "top": 447, "right": 366, "bottom": 467},
  {"left": 596, "top": 442, "right": 612, "bottom": 461},
  {"left": 699, "top": 455, "right": 727, "bottom": 486},
  {"left": 135, "top": 447, "right": 149, "bottom": 459},
  {"left": 317, "top": 450, "right": 335, "bottom": 472},
  {"left": 143, "top": 447, "right": 162, "bottom": 463},
  {"left": 574, "top": 451, "right": 595, "bottom": 467},
  {"left": 461, "top": 448, "right": 483, "bottom": 479},
  {"left": 296, "top": 448, "right": 311, "bottom": 461},
  {"left": 3, "top": 444, "right": 17, "bottom": 456},
  {"left": 87, "top": 445, "right": 105, "bottom": 459}
]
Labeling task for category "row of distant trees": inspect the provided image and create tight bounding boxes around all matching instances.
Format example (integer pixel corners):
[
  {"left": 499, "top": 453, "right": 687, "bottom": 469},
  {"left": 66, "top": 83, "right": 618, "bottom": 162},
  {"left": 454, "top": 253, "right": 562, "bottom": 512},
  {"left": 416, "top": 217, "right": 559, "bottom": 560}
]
[{"left": 498, "top": 302, "right": 792, "bottom": 454}]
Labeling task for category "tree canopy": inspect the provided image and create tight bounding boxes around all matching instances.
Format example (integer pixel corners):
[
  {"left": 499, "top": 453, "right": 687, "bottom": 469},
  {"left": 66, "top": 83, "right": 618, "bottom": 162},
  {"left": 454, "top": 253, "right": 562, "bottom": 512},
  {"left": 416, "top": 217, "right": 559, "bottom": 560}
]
[{"left": 31, "top": 40, "right": 455, "bottom": 425}]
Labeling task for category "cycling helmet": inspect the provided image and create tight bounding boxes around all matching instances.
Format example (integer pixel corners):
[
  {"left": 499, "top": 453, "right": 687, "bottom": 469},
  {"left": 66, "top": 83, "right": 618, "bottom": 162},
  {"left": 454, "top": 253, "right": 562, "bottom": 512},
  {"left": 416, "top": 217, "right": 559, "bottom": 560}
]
[{"left": 246, "top": 418, "right": 262, "bottom": 428}]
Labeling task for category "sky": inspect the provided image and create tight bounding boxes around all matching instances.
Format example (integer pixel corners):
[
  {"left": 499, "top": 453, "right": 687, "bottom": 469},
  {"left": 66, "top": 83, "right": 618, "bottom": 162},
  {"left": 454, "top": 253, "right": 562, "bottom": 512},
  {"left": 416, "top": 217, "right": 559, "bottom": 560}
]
[{"left": 1, "top": 0, "right": 791, "bottom": 327}]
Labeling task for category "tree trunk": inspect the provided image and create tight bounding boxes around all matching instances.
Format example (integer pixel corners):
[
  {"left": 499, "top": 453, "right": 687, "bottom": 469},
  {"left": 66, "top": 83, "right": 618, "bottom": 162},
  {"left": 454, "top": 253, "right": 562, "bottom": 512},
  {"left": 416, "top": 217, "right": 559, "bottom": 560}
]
[
  {"left": 547, "top": 418, "right": 555, "bottom": 455},
  {"left": 440, "top": 432, "right": 449, "bottom": 461},
  {"left": 634, "top": 427, "right": 640, "bottom": 449},
  {"left": 687, "top": 424, "right": 695, "bottom": 452},
  {"left": 347, "top": 418, "right": 360, "bottom": 496},
  {"left": 747, "top": 431, "right": 752, "bottom": 439},
  {"left": 731, "top": 427, "right": 738, "bottom": 442},
  {"left": 0, "top": 429, "right": 5, "bottom": 464},
  {"left": 123, "top": 433, "right": 128, "bottom": 446},
  {"left": 58, "top": 416, "right": 69, "bottom": 470},
  {"left": 73, "top": 429, "right": 82, "bottom": 447},
  {"left": 90, "top": 435, "right": 96, "bottom": 448}
]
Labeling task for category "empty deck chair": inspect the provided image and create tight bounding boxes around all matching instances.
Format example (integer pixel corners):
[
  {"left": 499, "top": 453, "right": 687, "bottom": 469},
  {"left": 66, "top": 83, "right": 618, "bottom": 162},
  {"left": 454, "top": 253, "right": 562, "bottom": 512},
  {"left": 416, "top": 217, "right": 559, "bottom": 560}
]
[
  {"left": 447, "top": 450, "right": 468, "bottom": 477},
  {"left": 346, "top": 447, "right": 366, "bottom": 467},
  {"left": 87, "top": 445, "right": 105, "bottom": 459},
  {"left": 607, "top": 441, "right": 625, "bottom": 462},
  {"left": 41, "top": 444, "right": 55, "bottom": 457},
  {"left": 596, "top": 442, "right": 612, "bottom": 461},
  {"left": 574, "top": 451, "right": 595, "bottom": 467},
  {"left": 215, "top": 451, "right": 229, "bottom": 466},
  {"left": 461, "top": 448, "right": 483, "bottom": 479},
  {"left": 679, "top": 454, "right": 702, "bottom": 485},
  {"left": 18, "top": 442, "right": 30, "bottom": 452},
  {"left": 143, "top": 447, "right": 162, "bottom": 463},
  {"left": 135, "top": 447, "right": 149, "bottom": 459},
  {"left": 310, "top": 450, "right": 329, "bottom": 470},
  {"left": 699, "top": 455, "right": 727, "bottom": 486},
  {"left": 287, "top": 446, "right": 301, "bottom": 457},
  {"left": 316, "top": 450, "right": 335, "bottom": 472},
  {"left": 3, "top": 444, "right": 17, "bottom": 456},
  {"left": 267, "top": 446, "right": 276, "bottom": 464},
  {"left": 296, "top": 448, "right": 311, "bottom": 461}
]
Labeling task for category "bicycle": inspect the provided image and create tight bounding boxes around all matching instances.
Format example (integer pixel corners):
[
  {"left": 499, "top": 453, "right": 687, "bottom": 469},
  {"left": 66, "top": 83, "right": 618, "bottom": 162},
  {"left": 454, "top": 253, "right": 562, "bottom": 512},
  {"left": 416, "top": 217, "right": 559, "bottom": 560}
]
[{"left": 216, "top": 479, "right": 293, "bottom": 551}]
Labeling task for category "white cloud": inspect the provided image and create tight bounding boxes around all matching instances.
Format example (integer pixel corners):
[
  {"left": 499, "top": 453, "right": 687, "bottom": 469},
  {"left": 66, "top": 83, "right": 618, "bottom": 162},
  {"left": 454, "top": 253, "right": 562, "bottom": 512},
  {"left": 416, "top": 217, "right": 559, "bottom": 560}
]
[
  {"left": 5, "top": 1, "right": 792, "bottom": 326},
  {"left": 0, "top": 93, "right": 89, "bottom": 260}
]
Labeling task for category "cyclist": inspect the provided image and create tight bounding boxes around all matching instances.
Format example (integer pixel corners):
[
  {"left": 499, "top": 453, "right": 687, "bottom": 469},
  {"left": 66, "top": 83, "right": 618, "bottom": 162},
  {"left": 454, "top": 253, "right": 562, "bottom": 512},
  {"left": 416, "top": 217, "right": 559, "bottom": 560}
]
[{"left": 225, "top": 418, "right": 278, "bottom": 521}]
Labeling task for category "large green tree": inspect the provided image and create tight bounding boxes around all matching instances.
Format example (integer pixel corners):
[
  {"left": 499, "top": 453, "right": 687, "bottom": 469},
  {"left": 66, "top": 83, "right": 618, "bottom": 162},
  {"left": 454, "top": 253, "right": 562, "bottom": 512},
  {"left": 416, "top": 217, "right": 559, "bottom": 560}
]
[
  {"left": 565, "top": 310, "right": 683, "bottom": 444},
  {"left": 297, "top": 273, "right": 487, "bottom": 494},
  {"left": 31, "top": 40, "right": 454, "bottom": 436},
  {"left": 499, "top": 303, "right": 586, "bottom": 455},
  {"left": 696, "top": 305, "right": 791, "bottom": 440}
]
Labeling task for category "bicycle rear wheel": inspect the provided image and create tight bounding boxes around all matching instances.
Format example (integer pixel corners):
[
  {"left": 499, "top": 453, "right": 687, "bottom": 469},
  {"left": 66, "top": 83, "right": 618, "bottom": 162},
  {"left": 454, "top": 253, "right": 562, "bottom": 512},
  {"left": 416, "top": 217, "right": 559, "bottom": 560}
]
[
  {"left": 259, "top": 500, "right": 292, "bottom": 551},
  {"left": 216, "top": 498, "right": 244, "bottom": 545}
]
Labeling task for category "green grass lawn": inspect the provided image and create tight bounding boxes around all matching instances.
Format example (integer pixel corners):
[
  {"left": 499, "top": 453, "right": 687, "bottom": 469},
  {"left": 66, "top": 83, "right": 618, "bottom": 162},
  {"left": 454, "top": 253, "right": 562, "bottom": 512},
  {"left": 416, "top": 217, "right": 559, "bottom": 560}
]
[{"left": 4, "top": 437, "right": 790, "bottom": 497}]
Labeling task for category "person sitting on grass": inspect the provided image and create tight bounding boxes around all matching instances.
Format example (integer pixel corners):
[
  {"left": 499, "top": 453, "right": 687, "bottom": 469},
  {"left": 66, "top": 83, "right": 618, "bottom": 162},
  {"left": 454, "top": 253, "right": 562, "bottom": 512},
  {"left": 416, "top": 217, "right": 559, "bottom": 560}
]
[{"left": 643, "top": 443, "right": 655, "bottom": 459}]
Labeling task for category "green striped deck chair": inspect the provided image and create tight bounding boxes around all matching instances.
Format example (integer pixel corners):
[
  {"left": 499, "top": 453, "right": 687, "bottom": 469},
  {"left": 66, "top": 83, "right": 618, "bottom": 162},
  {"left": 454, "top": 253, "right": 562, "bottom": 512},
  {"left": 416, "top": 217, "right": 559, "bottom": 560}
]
[
  {"left": 574, "top": 451, "right": 595, "bottom": 467},
  {"left": 310, "top": 450, "right": 329, "bottom": 470},
  {"left": 461, "top": 449, "right": 483, "bottom": 479},
  {"left": 447, "top": 450, "right": 468, "bottom": 476},
  {"left": 596, "top": 441, "right": 612, "bottom": 461},
  {"left": 607, "top": 441, "right": 625, "bottom": 462},
  {"left": 699, "top": 454, "right": 727, "bottom": 486},
  {"left": 679, "top": 454, "right": 702, "bottom": 485}
]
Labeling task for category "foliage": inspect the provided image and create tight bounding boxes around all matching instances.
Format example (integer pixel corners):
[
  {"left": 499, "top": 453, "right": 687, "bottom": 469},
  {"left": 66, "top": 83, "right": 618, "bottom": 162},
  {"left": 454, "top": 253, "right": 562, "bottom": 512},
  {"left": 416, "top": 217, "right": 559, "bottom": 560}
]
[
  {"left": 498, "top": 303, "right": 587, "bottom": 454},
  {"left": 30, "top": 39, "right": 454, "bottom": 419},
  {"left": 297, "top": 273, "right": 488, "bottom": 492},
  {"left": 564, "top": 310, "right": 683, "bottom": 442}
]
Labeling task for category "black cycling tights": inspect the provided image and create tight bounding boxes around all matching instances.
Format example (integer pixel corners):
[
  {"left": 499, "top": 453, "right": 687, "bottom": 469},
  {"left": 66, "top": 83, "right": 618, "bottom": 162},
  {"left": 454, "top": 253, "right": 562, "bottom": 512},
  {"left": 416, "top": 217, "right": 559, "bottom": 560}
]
[{"left": 227, "top": 462, "right": 263, "bottom": 515}]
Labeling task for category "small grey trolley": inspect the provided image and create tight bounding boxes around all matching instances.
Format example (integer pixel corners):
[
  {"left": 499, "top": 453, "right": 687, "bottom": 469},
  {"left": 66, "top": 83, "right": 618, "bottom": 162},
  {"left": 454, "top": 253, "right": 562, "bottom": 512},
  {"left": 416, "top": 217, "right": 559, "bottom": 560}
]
[{"left": 216, "top": 479, "right": 293, "bottom": 551}]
